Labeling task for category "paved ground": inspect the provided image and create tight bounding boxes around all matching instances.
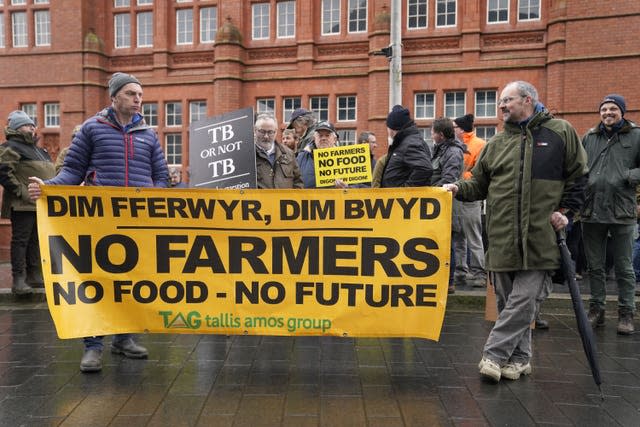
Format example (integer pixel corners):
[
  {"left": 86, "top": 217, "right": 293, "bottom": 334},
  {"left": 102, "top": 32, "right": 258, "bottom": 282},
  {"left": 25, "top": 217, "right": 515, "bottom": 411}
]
[{"left": 1, "top": 262, "right": 639, "bottom": 426}]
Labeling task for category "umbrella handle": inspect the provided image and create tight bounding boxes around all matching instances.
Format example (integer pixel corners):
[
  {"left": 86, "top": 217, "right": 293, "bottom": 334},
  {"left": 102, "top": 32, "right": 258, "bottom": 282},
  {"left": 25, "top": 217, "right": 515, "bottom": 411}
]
[{"left": 556, "top": 228, "right": 567, "bottom": 244}]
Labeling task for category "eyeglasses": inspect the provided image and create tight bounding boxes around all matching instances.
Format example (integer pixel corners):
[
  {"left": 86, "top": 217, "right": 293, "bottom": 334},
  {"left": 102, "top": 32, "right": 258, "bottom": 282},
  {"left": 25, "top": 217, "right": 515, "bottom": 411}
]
[
  {"left": 255, "top": 129, "right": 276, "bottom": 136},
  {"left": 498, "top": 95, "right": 525, "bottom": 105}
]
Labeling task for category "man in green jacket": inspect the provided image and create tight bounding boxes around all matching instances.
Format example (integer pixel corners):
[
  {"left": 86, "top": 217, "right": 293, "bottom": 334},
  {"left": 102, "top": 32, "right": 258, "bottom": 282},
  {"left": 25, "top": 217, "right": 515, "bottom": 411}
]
[
  {"left": 0, "top": 111, "right": 55, "bottom": 294},
  {"left": 582, "top": 94, "right": 640, "bottom": 335},
  {"left": 444, "top": 81, "right": 588, "bottom": 382},
  {"left": 254, "top": 113, "right": 302, "bottom": 189}
]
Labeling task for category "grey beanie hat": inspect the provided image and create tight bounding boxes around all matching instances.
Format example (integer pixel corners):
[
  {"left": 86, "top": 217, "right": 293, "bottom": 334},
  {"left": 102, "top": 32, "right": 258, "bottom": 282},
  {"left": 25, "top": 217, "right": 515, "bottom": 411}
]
[
  {"left": 8, "top": 110, "right": 35, "bottom": 130},
  {"left": 108, "top": 72, "right": 141, "bottom": 97}
]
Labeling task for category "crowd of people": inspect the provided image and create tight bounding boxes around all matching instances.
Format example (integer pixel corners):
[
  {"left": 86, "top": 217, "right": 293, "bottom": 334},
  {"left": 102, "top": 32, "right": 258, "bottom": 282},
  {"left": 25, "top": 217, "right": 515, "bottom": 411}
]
[{"left": 0, "top": 75, "right": 637, "bottom": 379}]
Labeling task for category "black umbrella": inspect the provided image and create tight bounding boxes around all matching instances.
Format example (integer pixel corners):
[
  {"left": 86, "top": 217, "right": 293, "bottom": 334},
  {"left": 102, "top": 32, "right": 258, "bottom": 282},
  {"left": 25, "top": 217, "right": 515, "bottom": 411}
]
[{"left": 556, "top": 229, "right": 603, "bottom": 400}]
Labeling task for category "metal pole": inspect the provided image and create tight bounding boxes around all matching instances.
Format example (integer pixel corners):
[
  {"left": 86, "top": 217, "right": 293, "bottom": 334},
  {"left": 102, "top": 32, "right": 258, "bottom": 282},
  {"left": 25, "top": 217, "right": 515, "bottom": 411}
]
[{"left": 389, "top": 0, "right": 402, "bottom": 108}]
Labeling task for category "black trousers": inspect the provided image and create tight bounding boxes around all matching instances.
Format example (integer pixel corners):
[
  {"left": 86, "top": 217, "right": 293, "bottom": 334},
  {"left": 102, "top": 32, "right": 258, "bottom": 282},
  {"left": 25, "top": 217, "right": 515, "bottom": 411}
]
[{"left": 10, "top": 210, "right": 41, "bottom": 276}]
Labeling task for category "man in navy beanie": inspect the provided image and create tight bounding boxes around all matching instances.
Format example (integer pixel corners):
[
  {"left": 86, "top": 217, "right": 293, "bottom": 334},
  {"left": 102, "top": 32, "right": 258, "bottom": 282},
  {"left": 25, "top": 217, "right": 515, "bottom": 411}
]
[
  {"left": 380, "top": 105, "right": 432, "bottom": 187},
  {"left": 582, "top": 93, "right": 639, "bottom": 335}
]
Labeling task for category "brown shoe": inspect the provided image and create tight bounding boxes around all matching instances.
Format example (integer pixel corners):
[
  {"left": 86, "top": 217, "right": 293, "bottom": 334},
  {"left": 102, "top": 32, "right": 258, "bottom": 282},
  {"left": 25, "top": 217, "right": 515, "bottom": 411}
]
[
  {"left": 617, "top": 309, "right": 635, "bottom": 335},
  {"left": 587, "top": 305, "right": 605, "bottom": 328}
]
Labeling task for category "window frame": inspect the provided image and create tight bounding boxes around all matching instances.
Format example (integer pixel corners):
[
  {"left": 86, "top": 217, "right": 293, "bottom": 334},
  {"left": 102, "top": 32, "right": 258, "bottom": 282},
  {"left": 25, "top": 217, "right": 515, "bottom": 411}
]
[
  {"left": 475, "top": 90, "right": 497, "bottom": 118},
  {"left": 176, "top": 8, "right": 194, "bottom": 45},
  {"left": 476, "top": 126, "right": 497, "bottom": 140},
  {"left": 283, "top": 97, "right": 302, "bottom": 123},
  {"left": 518, "top": 0, "right": 540, "bottom": 21},
  {"left": 414, "top": 92, "right": 436, "bottom": 119},
  {"left": 142, "top": 103, "right": 158, "bottom": 127},
  {"left": 277, "top": 1, "right": 296, "bottom": 39},
  {"left": 114, "top": 13, "right": 131, "bottom": 48},
  {"left": 21, "top": 103, "right": 37, "bottom": 127},
  {"left": 165, "top": 133, "right": 183, "bottom": 166},
  {"left": 337, "top": 129, "right": 356, "bottom": 146},
  {"left": 200, "top": 6, "right": 217, "bottom": 43},
  {"left": 34, "top": 9, "right": 50, "bottom": 46},
  {"left": 252, "top": 2, "right": 270, "bottom": 40},
  {"left": 11, "top": 11, "right": 28, "bottom": 48},
  {"left": 444, "top": 91, "right": 466, "bottom": 118},
  {"left": 165, "top": 101, "right": 183, "bottom": 127},
  {"left": 407, "top": 0, "right": 428, "bottom": 29},
  {"left": 321, "top": 0, "right": 341, "bottom": 35},
  {"left": 310, "top": 96, "right": 329, "bottom": 122},
  {"left": 347, "top": 0, "right": 367, "bottom": 33},
  {"left": 256, "top": 98, "right": 276, "bottom": 118},
  {"left": 44, "top": 102, "right": 60, "bottom": 128},
  {"left": 487, "top": 0, "right": 509, "bottom": 24},
  {"left": 435, "top": 0, "right": 456, "bottom": 28},
  {"left": 337, "top": 95, "right": 357, "bottom": 122},
  {"left": 0, "top": 13, "right": 4, "bottom": 48},
  {"left": 136, "top": 11, "right": 153, "bottom": 47},
  {"left": 189, "top": 100, "right": 207, "bottom": 124}
]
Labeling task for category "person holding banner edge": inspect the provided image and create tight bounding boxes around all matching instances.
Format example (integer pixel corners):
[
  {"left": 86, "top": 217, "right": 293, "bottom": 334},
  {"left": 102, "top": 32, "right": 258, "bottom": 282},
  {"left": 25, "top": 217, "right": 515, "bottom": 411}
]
[
  {"left": 444, "top": 81, "right": 588, "bottom": 382},
  {"left": 28, "top": 72, "right": 169, "bottom": 373}
]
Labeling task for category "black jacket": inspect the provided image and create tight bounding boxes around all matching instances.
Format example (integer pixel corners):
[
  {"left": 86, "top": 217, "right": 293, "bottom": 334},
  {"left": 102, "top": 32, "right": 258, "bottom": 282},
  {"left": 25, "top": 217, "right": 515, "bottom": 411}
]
[{"left": 381, "top": 124, "right": 432, "bottom": 187}]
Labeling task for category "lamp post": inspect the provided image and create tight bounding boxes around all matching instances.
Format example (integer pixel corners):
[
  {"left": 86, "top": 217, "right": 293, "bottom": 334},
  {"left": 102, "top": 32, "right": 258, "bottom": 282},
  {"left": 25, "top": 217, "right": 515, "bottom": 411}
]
[{"left": 389, "top": 0, "right": 402, "bottom": 108}]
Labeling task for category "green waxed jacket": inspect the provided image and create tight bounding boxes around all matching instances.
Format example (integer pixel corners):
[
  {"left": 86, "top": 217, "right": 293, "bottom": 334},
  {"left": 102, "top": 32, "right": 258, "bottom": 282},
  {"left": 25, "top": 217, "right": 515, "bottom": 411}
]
[
  {"left": 455, "top": 110, "right": 588, "bottom": 272},
  {"left": 0, "top": 128, "right": 56, "bottom": 218},
  {"left": 581, "top": 120, "right": 640, "bottom": 225}
]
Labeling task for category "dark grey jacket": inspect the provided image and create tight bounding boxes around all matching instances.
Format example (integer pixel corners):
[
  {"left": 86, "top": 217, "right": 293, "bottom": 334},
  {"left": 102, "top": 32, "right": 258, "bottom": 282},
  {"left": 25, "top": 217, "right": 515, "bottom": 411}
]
[
  {"left": 581, "top": 120, "right": 640, "bottom": 224},
  {"left": 430, "top": 138, "right": 465, "bottom": 186}
]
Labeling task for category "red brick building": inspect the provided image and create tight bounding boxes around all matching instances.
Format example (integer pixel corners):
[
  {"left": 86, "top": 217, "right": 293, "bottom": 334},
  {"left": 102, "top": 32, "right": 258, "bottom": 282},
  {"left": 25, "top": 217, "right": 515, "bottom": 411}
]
[
  {"left": 1, "top": 0, "right": 639, "bottom": 261},
  {"left": 0, "top": 0, "right": 638, "bottom": 166}
]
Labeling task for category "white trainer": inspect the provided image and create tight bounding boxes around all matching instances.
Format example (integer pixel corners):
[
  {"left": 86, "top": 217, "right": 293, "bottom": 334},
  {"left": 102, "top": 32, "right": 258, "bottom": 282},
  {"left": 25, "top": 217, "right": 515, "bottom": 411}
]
[
  {"left": 478, "top": 357, "right": 501, "bottom": 382},
  {"left": 501, "top": 362, "right": 532, "bottom": 380}
]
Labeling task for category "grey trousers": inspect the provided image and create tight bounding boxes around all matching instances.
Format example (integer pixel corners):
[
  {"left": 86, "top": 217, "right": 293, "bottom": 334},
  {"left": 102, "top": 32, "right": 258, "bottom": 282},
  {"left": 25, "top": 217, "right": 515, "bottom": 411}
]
[
  {"left": 454, "top": 201, "right": 486, "bottom": 277},
  {"left": 484, "top": 270, "right": 548, "bottom": 365}
]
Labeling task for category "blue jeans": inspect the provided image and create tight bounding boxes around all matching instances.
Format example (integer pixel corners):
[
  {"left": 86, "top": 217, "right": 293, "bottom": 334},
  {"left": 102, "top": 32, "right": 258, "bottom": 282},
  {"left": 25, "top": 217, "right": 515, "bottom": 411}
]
[
  {"left": 84, "top": 334, "right": 134, "bottom": 351},
  {"left": 633, "top": 235, "right": 640, "bottom": 282}
]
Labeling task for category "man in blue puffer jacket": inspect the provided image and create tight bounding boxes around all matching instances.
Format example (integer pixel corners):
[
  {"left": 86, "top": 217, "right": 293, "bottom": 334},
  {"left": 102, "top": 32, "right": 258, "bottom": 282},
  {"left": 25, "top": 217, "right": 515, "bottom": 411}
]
[{"left": 28, "top": 72, "right": 169, "bottom": 372}]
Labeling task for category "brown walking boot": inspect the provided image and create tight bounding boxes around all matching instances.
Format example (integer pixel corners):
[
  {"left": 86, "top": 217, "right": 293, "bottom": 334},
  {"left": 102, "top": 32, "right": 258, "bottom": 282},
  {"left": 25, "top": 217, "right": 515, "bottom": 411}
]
[
  {"left": 617, "top": 309, "right": 634, "bottom": 335},
  {"left": 587, "top": 305, "right": 605, "bottom": 328}
]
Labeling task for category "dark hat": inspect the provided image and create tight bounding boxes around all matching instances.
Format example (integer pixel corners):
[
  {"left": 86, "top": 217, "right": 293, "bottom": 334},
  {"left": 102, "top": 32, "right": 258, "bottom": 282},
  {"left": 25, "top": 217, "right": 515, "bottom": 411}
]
[
  {"left": 8, "top": 110, "right": 35, "bottom": 130},
  {"left": 386, "top": 105, "right": 411, "bottom": 130},
  {"left": 315, "top": 121, "right": 337, "bottom": 136},
  {"left": 454, "top": 113, "right": 475, "bottom": 132},
  {"left": 108, "top": 72, "right": 141, "bottom": 97},
  {"left": 286, "top": 108, "right": 312, "bottom": 129},
  {"left": 599, "top": 94, "right": 626, "bottom": 116}
]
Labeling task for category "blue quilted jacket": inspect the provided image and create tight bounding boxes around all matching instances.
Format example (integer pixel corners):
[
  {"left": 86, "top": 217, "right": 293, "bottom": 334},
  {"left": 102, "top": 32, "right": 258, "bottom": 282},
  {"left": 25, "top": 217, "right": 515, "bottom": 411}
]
[{"left": 48, "top": 107, "right": 169, "bottom": 188}]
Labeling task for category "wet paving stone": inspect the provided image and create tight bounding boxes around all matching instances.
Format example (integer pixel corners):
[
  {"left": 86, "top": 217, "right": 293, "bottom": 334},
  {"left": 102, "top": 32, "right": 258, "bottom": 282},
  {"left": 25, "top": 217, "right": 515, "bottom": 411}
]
[{"left": 0, "top": 307, "right": 637, "bottom": 426}]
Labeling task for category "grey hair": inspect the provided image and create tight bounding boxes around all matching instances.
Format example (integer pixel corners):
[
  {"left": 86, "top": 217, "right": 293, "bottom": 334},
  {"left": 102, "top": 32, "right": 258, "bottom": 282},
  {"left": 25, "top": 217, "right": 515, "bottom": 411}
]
[
  {"left": 507, "top": 81, "right": 539, "bottom": 104},
  {"left": 255, "top": 113, "right": 277, "bottom": 128}
]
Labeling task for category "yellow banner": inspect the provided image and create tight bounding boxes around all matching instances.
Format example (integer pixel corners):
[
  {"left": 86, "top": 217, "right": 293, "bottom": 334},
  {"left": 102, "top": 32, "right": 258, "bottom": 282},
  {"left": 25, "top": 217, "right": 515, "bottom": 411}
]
[
  {"left": 36, "top": 186, "right": 451, "bottom": 340},
  {"left": 313, "top": 143, "right": 372, "bottom": 187}
]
